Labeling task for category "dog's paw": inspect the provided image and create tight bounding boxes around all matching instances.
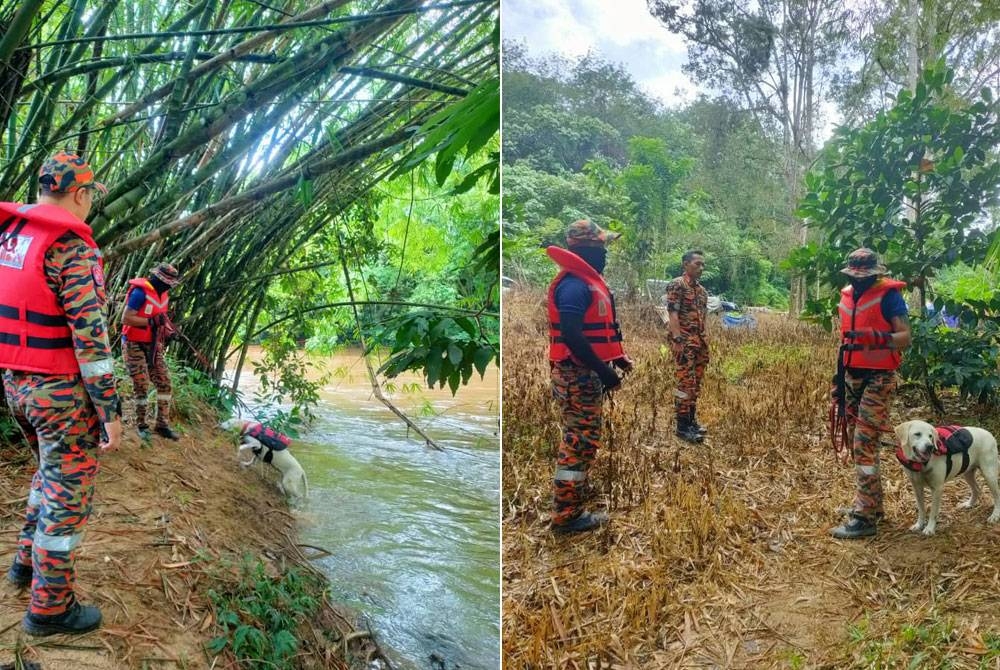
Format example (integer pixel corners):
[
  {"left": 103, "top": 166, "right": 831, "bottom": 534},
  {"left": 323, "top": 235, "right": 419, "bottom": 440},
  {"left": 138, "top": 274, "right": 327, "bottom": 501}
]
[
  {"left": 922, "top": 525, "right": 937, "bottom": 536},
  {"left": 988, "top": 511, "right": 1000, "bottom": 523},
  {"left": 958, "top": 499, "right": 976, "bottom": 510},
  {"left": 909, "top": 521, "right": 925, "bottom": 532}
]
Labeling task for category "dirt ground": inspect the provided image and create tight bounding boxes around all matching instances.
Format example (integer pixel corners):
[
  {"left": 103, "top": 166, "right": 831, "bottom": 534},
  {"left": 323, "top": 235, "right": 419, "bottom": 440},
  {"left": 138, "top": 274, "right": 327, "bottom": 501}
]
[
  {"left": 0, "top": 407, "right": 377, "bottom": 669},
  {"left": 502, "top": 293, "right": 1000, "bottom": 669}
]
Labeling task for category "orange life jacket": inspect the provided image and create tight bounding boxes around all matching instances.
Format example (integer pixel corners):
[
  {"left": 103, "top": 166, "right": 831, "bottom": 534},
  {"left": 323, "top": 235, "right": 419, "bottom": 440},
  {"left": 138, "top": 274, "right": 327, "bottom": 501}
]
[
  {"left": 0, "top": 202, "right": 103, "bottom": 374},
  {"left": 121, "top": 278, "right": 169, "bottom": 343},
  {"left": 547, "top": 246, "right": 625, "bottom": 363},
  {"left": 838, "top": 278, "right": 906, "bottom": 370}
]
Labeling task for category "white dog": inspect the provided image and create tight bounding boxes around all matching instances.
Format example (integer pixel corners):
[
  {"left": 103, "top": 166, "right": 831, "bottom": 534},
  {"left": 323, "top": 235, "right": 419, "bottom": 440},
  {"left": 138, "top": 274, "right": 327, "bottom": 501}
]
[
  {"left": 221, "top": 418, "right": 308, "bottom": 504},
  {"left": 894, "top": 420, "right": 1000, "bottom": 535}
]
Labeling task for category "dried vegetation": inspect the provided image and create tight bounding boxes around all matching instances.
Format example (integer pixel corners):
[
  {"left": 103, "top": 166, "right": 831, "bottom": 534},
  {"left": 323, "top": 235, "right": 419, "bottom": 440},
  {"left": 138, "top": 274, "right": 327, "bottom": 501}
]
[{"left": 502, "top": 291, "right": 1000, "bottom": 669}]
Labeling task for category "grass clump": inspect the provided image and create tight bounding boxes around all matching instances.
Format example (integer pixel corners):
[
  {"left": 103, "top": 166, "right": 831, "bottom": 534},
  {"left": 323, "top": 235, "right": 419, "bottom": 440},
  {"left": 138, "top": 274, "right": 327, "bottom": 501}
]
[{"left": 206, "top": 556, "right": 324, "bottom": 669}]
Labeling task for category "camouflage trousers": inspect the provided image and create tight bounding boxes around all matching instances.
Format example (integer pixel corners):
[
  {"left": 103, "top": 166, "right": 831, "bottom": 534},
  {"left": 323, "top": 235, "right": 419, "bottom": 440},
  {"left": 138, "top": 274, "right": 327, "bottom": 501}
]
[
  {"left": 3, "top": 371, "right": 101, "bottom": 616},
  {"left": 674, "top": 336, "right": 709, "bottom": 415},
  {"left": 845, "top": 369, "right": 896, "bottom": 520},
  {"left": 124, "top": 340, "right": 172, "bottom": 429},
  {"left": 550, "top": 360, "right": 603, "bottom": 525}
]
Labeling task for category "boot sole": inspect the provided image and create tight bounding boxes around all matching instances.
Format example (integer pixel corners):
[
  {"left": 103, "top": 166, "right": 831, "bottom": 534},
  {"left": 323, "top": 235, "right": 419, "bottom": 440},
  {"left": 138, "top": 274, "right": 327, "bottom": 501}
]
[
  {"left": 22, "top": 616, "right": 101, "bottom": 637},
  {"left": 552, "top": 522, "right": 606, "bottom": 534}
]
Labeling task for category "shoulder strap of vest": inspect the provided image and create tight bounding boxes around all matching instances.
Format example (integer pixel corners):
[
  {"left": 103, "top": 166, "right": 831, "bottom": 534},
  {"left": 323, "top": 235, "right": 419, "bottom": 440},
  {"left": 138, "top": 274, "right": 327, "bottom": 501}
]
[
  {"left": 0, "top": 203, "right": 97, "bottom": 248},
  {"left": 546, "top": 246, "right": 604, "bottom": 286},
  {"left": 128, "top": 278, "right": 153, "bottom": 292}
]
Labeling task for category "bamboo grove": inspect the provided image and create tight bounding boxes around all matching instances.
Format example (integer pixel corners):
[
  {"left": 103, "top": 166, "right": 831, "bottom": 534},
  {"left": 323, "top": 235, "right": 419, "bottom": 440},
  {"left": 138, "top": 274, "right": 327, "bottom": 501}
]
[{"left": 0, "top": 0, "right": 499, "bottom": 380}]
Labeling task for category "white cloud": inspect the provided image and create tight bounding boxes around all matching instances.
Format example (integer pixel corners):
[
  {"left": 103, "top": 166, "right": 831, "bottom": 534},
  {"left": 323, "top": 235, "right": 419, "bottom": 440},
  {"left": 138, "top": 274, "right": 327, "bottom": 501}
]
[
  {"left": 503, "top": 0, "right": 698, "bottom": 106},
  {"left": 642, "top": 71, "right": 698, "bottom": 107},
  {"left": 503, "top": 0, "right": 596, "bottom": 59},
  {"left": 579, "top": 1, "right": 685, "bottom": 50}
]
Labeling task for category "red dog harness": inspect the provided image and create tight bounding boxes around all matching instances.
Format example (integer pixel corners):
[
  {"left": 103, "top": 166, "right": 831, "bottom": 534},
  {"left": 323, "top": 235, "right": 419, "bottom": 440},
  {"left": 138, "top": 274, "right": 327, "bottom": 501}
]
[{"left": 896, "top": 425, "right": 973, "bottom": 477}]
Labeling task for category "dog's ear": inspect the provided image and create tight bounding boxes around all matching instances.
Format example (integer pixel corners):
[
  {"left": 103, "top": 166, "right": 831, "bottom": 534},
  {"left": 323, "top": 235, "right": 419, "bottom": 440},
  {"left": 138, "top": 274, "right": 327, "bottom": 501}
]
[
  {"left": 895, "top": 421, "right": 911, "bottom": 450},
  {"left": 896, "top": 421, "right": 913, "bottom": 457}
]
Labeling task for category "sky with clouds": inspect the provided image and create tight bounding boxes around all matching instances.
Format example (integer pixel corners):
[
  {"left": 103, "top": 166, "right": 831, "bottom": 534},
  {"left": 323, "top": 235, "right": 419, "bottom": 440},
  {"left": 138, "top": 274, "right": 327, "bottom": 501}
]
[
  {"left": 502, "top": 0, "right": 699, "bottom": 107},
  {"left": 502, "top": 0, "right": 844, "bottom": 138}
]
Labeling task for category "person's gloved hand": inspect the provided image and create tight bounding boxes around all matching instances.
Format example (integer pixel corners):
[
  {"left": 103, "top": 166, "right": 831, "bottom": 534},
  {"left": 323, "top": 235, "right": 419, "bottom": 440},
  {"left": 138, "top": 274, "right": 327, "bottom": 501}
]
[
  {"left": 597, "top": 365, "right": 622, "bottom": 396},
  {"left": 846, "top": 328, "right": 892, "bottom": 348},
  {"left": 830, "top": 375, "right": 842, "bottom": 402},
  {"left": 612, "top": 355, "right": 634, "bottom": 376}
]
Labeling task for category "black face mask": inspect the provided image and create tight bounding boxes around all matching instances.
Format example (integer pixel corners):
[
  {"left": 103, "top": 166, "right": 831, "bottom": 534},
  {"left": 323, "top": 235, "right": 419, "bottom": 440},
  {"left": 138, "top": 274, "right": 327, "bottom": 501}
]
[
  {"left": 570, "top": 246, "right": 607, "bottom": 274},
  {"left": 850, "top": 276, "right": 877, "bottom": 295},
  {"left": 149, "top": 277, "right": 170, "bottom": 295}
]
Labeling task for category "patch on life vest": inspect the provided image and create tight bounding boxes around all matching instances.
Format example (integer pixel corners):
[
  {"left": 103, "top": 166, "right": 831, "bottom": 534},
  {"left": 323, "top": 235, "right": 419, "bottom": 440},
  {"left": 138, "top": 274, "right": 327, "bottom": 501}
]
[
  {"left": 0, "top": 234, "right": 33, "bottom": 270},
  {"left": 91, "top": 263, "right": 105, "bottom": 290},
  {"left": 597, "top": 298, "right": 608, "bottom": 317}
]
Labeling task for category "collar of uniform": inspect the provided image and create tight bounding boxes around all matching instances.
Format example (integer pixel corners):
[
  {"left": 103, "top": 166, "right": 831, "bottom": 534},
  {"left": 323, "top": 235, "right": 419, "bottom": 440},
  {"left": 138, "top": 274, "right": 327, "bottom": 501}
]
[{"left": 683, "top": 273, "right": 700, "bottom": 287}]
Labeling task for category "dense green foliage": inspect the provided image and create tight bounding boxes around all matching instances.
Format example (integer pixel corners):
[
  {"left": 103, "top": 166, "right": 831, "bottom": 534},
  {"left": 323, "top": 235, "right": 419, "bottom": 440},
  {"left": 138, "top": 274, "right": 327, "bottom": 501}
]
[{"left": 501, "top": 46, "right": 793, "bottom": 307}]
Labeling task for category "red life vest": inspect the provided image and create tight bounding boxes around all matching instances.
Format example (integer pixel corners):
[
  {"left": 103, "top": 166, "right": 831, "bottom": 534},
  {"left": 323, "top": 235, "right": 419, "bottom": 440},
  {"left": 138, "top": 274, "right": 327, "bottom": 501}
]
[
  {"left": 0, "top": 202, "right": 103, "bottom": 374},
  {"left": 121, "top": 278, "right": 170, "bottom": 343},
  {"left": 242, "top": 421, "right": 291, "bottom": 463},
  {"left": 547, "top": 246, "right": 625, "bottom": 363},
  {"left": 838, "top": 278, "right": 906, "bottom": 370}
]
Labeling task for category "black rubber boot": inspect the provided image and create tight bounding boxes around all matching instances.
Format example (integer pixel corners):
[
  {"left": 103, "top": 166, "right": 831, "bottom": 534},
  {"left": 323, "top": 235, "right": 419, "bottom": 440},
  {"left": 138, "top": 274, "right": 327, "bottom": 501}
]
[
  {"left": 7, "top": 561, "right": 31, "bottom": 588},
  {"left": 830, "top": 513, "right": 877, "bottom": 539},
  {"left": 675, "top": 413, "right": 703, "bottom": 444},
  {"left": 23, "top": 601, "right": 102, "bottom": 636},
  {"left": 137, "top": 424, "right": 152, "bottom": 442},
  {"left": 155, "top": 425, "right": 180, "bottom": 440},
  {"left": 552, "top": 510, "right": 609, "bottom": 534}
]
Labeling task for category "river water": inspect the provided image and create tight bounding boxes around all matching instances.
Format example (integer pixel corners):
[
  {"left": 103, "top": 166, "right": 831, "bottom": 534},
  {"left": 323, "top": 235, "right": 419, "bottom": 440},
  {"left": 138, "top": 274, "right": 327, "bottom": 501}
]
[{"left": 229, "top": 350, "right": 500, "bottom": 669}]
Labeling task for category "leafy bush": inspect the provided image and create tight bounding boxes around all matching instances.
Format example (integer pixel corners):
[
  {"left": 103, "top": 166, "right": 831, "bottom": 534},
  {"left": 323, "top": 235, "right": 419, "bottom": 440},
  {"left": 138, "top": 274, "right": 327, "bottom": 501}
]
[
  {"left": 207, "top": 558, "right": 323, "bottom": 669},
  {"left": 902, "top": 317, "right": 1000, "bottom": 404},
  {"left": 168, "top": 360, "right": 236, "bottom": 421}
]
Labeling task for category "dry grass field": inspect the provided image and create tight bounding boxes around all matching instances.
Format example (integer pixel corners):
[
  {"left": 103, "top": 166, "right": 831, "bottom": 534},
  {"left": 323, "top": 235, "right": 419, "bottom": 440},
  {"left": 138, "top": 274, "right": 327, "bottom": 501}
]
[{"left": 502, "top": 291, "right": 1000, "bottom": 669}]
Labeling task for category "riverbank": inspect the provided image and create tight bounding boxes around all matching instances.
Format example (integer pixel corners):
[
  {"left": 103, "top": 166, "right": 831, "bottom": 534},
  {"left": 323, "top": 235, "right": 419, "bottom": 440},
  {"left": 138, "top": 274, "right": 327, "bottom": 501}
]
[{"left": 0, "top": 407, "right": 385, "bottom": 669}]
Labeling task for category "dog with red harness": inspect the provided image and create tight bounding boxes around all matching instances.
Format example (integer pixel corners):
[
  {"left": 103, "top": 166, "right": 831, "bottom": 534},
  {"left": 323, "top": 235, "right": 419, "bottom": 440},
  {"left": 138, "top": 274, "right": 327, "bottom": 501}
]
[
  {"left": 894, "top": 420, "right": 1000, "bottom": 535},
  {"left": 220, "top": 417, "right": 308, "bottom": 505}
]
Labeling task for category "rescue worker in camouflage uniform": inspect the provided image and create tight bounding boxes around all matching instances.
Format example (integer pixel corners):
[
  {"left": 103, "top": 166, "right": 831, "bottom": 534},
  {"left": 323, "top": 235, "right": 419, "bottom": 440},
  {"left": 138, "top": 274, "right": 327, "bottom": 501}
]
[
  {"left": 664, "top": 250, "right": 709, "bottom": 443},
  {"left": 121, "top": 263, "right": 181, "bottom": 441},
  {"left": 547, "top": 220, "right": 633, "bottom": 534},
  {"left": 0, "top": 152, "right": 122, "bottom": 635},
  {"left": 830, "top": 248, "right": 911, "bottom": 539}
]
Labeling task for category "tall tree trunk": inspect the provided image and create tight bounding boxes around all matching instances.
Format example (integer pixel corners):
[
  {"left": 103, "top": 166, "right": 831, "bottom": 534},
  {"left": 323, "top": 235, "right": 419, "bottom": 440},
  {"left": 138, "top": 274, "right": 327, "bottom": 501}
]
[{"left": 907, "top": 0, "right": 920, "bottom": 89}]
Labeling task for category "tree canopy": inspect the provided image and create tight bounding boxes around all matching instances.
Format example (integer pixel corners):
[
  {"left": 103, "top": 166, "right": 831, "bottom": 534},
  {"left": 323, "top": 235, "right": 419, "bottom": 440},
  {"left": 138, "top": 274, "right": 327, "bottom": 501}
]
[{"left": 0, "top": 0, "right": 499, "bottom": 394}]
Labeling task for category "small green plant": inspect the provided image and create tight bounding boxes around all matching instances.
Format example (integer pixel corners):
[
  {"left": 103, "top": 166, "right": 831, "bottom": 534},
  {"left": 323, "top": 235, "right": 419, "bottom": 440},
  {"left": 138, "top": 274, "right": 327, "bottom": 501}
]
[
  {"left": 169, "top": 360, "right": 237, "bottom": 421},
  {"left": 206, "top": 557, "right": 323, "bottom": 669},
  {"left": 0, "top": 403, "right": 22, "bottom": 447},
  {"left": 252, "top": 332, "right": 329, "bottom": 431},
  {"left": 718, "top": 343, "right": 812, "bottom": 383},
  {"left": 783, "top": 649, "right": 806, "bottom": 669}
]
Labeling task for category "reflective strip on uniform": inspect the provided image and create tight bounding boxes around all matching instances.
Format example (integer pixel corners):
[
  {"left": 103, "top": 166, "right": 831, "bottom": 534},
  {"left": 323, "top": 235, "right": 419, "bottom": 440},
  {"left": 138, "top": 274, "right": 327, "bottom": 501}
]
[
  {"left": 33, "top": 529, "right": 83, "bottom": 552},
  {"left": 856, "top": 464, "right": 878, "bottom": 476},
  {"left": 79, "top": 358, "right": 114, "bottom": 378},
  {"left": 554, "top": 469, "right": 587, "bottom": 482},
  {"left": 855, "top": 295, "right": 884, "bottom": 313},
  {"left": 156, "top": 393, "right": 172, "bottom": 401},
  {"left": 28, "top": 489, "right": 42, "bottom": 507},
  {"left": 674, "top": 389, "right": 688, "bottom": 399}
]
